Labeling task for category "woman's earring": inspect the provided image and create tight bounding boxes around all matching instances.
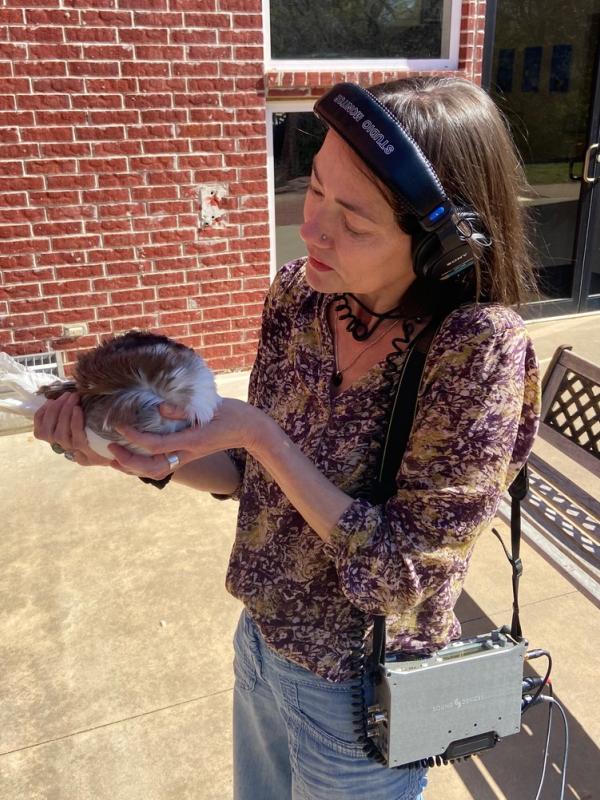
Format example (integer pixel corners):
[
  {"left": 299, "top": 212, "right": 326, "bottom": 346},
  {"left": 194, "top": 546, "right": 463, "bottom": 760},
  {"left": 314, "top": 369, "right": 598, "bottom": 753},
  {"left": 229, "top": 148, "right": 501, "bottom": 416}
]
[{"left": 320, "top": 233, "right": 328, "bottom": 242}]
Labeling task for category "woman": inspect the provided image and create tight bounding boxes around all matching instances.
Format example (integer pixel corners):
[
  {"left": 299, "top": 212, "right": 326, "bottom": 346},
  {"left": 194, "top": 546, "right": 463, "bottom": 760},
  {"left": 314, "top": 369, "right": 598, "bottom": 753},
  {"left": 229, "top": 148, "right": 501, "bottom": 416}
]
[{"left": 34, "top": 78, "right": 541, "bottom": 800}]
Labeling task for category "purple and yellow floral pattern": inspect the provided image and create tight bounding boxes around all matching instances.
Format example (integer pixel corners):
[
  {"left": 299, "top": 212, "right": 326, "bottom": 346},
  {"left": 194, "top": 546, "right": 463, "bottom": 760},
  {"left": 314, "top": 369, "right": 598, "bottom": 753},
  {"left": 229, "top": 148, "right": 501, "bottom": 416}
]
[{"left": 225, "top": 259, "right": 541, "bottom": 682}]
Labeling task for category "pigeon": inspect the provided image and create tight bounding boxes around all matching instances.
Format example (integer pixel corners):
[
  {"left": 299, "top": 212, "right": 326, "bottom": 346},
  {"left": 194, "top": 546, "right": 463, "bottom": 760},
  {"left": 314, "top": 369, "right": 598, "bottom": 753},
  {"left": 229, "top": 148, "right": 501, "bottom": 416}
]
[{"left": 0, "top": 331, "right": 221, "bottom": 458}]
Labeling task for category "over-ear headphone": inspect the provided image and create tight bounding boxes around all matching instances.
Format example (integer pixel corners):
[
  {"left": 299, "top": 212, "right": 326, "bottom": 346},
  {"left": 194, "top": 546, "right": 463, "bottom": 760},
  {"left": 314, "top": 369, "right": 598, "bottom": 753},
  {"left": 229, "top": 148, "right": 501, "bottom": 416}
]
[{"left": 313, "top": 83, "right": 488, "bottom": 282}]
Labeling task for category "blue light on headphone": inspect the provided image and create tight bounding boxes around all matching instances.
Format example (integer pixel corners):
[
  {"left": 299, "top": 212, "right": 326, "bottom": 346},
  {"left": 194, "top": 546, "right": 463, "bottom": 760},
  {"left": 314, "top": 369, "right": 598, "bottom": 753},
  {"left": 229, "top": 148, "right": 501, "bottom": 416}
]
[{"left": 427, "top": 205, "right": 447, "bottom": 223}]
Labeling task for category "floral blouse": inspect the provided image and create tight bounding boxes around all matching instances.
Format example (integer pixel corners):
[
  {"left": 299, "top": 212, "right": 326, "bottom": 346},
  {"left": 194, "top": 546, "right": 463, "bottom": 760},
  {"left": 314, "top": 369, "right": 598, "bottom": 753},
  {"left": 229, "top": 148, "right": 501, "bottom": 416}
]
[{"left": 224, "top": 258, "right": 541, "bottom": 682}]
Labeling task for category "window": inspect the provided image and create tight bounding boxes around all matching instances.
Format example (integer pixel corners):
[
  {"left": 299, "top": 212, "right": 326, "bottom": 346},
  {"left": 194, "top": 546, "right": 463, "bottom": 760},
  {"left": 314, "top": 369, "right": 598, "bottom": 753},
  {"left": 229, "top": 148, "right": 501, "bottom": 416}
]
[
  {"left": 267, "top": 106, "right": 326, "bottom": 273},
  {"left": 264, "top": 0, "right": 461, "bottom": 70},
  {"left": 549, "top": 45, "right": 572, "bottom": 93},
  {"left": 522, "top": 46, "right": 543, "bottom": 93},
  {"left": 496, "top": 48, "right": 515, "bottom": 93}
]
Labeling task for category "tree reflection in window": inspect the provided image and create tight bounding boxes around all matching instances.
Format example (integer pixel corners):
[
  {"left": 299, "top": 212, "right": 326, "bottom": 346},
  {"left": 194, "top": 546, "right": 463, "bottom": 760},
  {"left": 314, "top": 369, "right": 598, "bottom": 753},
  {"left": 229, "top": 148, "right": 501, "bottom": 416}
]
[{"left": 270, "top": 0, "right": 445, "bottom": 60}]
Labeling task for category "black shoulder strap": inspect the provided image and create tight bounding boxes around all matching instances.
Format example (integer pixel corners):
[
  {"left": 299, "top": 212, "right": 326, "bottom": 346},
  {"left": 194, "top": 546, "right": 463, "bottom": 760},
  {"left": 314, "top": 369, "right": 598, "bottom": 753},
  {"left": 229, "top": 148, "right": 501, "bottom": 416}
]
[
  {"left": 375, "top": 321, "right": 441, "bottom": 502},
  {"left": 370, "top": 315, "right": 528, "bottom": 667},
  {"left": 371, "top": 318, "right": 443, "bottom": 667},
  {"left": 492, "top": 464, "right": 528, "bottom": 642}
]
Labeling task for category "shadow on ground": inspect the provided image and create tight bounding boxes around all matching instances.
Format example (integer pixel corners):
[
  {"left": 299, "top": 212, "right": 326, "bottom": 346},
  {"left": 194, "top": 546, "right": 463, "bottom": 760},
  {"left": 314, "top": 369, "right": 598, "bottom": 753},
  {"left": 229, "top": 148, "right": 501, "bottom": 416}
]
[{"left": 453, "top": 592, "right": 597, "bottom": 800}]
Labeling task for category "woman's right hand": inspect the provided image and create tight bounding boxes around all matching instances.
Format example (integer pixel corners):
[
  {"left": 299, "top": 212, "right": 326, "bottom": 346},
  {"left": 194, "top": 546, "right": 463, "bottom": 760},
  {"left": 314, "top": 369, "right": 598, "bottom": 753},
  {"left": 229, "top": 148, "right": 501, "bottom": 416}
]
[{"left": 33, "top": 391, "right": 116, "bottom": 468}]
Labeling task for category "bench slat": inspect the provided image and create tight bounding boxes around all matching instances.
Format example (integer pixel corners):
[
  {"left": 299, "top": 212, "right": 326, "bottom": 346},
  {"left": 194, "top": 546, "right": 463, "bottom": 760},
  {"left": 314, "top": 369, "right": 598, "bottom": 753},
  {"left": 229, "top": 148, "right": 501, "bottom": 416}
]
[
  {"left": 537, "top": 426, "right": 600, "bottom": 476},
  {"left": 528, "top": 451, "right": 600, "bottom": 523},
  {"left": 537, "top": 344, "right": 600, "bottom": 475},
  {"left": 522, "top": 497, "right": 600, "bottom": 582},
  {"left": 557, "top": 349, "right": 600, "bottom": 385}
]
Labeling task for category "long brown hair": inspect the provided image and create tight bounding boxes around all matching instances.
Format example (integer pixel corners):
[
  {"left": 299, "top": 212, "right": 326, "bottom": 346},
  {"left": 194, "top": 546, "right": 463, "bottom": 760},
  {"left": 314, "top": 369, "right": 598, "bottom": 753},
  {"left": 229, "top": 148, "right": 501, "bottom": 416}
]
[{"left": 368, "top": 77, "right": 537, "bottom": 308}]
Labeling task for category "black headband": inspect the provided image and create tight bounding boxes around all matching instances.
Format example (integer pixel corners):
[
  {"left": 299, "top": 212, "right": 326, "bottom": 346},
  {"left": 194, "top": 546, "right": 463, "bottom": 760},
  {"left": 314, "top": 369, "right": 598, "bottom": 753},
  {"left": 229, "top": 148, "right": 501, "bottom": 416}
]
[{"left": 313, "top": 82, "right": 452, "bottom": 231}]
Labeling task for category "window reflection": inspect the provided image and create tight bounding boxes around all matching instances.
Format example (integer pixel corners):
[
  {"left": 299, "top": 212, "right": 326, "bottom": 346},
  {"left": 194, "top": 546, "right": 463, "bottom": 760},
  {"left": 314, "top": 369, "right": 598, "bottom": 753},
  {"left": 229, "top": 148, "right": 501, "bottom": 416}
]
[
  {"left": 490, "top": 2, "right": 600, "bottom": 302},
  {"left": 273, "top": 112, "right": 325, "bottom": 268},
  {"left": 270, "top": 0, "right": 447, "bottom": 60}
]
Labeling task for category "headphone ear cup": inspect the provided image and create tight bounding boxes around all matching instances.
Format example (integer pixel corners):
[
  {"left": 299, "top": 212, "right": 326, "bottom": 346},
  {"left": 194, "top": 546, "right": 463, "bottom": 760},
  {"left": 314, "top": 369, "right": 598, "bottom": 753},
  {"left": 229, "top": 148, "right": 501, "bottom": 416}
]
[
  {"left": 411, "top": 232, "right": 439, "bottom": 280},
  {"left": 412, "top": 231, "right": 474, "bottom": 281}
]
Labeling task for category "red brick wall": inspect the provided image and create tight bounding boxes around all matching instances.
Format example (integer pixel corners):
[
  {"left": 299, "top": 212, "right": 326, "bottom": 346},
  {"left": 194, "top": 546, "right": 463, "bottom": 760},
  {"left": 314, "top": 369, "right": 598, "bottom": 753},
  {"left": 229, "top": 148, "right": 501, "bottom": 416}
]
[
  {"left": 0, "top": 0, "right": 485, "bottom": 374},
  {"left": 0, "top": 0, "right": 268, "bottom": 373}
]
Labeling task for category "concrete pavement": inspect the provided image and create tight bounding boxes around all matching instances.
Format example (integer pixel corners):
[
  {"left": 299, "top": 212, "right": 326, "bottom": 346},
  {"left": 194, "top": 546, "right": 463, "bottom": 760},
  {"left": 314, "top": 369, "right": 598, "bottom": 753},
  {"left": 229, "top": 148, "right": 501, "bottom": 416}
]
[{"left": 1, "top": 317, "right": 598, "bottom": 799}]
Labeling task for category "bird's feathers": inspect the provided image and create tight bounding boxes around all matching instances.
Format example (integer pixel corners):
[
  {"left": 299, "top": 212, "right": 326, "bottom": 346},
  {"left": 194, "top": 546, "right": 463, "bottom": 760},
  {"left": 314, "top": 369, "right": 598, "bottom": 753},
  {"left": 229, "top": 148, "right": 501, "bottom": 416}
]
[{"left": 0, "top": 332, "right": 221, "bottom": 457}]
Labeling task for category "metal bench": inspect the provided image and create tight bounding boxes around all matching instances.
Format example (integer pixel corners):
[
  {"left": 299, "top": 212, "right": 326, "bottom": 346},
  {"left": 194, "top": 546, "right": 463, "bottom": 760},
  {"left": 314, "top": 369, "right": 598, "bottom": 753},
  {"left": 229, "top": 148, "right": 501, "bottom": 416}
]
[{"left": 501, "top": 345, "right": 600, "bottom": 600}]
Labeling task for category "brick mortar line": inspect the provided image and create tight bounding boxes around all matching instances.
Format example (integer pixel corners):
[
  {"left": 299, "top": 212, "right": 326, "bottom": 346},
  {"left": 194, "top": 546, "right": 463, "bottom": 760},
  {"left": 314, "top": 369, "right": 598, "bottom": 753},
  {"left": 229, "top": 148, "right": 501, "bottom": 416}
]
[{"left": 0, "top": 685, "right": 234, "bottom": 758}]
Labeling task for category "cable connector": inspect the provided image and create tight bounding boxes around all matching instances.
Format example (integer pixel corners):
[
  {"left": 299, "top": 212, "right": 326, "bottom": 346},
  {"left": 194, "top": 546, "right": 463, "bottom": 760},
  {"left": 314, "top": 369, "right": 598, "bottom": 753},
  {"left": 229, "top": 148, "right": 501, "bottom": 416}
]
[
  {"left": 522, "top": 676, "right": 546, "bottom": 694},
  {"left": 526, "top": 648, "right": 550, "bottom": 660},
  {"left": 522, "top": 649, "right": 552, "bottom": 715},
  {"left": 522, "top": 693, "right": 545, "bottom": 711}
]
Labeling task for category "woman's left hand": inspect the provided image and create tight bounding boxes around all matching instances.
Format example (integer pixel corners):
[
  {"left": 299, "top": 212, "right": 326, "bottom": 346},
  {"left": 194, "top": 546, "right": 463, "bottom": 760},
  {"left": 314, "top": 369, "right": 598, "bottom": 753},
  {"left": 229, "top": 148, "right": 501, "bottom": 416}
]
[{"left": 108, "top": 397, "right": 259, "bottom": 478}]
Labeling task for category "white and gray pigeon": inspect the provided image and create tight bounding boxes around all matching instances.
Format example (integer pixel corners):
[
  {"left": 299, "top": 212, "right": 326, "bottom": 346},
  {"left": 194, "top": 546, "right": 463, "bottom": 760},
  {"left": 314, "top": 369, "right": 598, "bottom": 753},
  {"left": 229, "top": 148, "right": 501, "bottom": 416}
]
[{"left": 0, "top": 331, "right": 221, "bottom": 458}]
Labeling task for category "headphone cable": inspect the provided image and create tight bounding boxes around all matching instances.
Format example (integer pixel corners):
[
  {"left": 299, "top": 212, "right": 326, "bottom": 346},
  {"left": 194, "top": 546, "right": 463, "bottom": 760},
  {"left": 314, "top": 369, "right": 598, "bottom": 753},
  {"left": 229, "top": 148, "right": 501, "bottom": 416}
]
[
  {"left": 532, "top": 684, "right": 553, "bottom": 800},
  {"left": 538, "top": 694, "right": 569, "bottom": 800}
]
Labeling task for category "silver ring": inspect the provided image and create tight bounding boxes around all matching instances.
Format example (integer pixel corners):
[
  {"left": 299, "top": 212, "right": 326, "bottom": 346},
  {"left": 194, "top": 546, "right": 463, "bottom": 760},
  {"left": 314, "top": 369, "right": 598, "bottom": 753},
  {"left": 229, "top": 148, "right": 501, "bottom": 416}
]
[
  {"left": 64, "top": 451, "right": 76, "bottom": 462},
  {"left": 320, "top": 233, "right": 328, "bottom": 241},
  {"left": 51, "top": 442, "right": 66, "bottom": 455},
  {"left": 165, "top": 453, "right": 180, "bottom": 472}
]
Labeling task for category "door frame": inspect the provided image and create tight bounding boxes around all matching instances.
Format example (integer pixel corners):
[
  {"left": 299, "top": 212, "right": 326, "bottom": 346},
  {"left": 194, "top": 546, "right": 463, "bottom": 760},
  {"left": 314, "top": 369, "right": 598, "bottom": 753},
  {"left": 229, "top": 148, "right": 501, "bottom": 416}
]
[
  {"left": 482, "top": 0, "right": 600, "bottom": 319},
  {"left": 579, "top": 35, "right": 600, "bottom": 313}
]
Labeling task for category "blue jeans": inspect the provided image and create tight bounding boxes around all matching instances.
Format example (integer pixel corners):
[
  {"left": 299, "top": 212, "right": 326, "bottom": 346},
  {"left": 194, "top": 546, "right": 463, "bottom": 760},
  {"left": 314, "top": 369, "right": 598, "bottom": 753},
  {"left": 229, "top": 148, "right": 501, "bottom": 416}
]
[{"left": 233, "top": 610, "right": 428, "bottom": 800}]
